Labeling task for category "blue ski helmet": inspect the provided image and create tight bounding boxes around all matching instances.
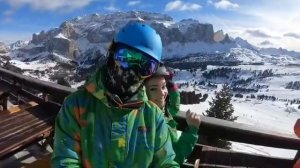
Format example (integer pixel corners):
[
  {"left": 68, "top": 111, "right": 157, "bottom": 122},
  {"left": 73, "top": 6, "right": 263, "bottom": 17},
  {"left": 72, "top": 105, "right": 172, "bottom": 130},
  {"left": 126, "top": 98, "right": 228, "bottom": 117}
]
[{"left": 114, "top": 22, "right": 162, "bottom": 62}]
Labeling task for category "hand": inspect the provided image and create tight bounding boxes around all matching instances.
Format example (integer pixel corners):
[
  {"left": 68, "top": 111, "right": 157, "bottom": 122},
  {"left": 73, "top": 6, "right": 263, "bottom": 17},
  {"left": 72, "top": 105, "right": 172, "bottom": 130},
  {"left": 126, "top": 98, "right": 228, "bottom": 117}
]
[
  {"left": 166, "top": 80, "right": 178, "bottom": 91},
  {"left": 186, "top": 109, "right": 201, "bottom": 128}
]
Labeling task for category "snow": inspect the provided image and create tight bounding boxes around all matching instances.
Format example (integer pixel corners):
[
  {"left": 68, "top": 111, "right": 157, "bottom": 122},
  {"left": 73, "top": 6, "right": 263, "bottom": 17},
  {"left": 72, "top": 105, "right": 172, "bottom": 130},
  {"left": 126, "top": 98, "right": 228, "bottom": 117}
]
[
  {"left": 259, "top": 47, "right": 300, "bottom": 58},
  {"left": 180, "top": 97, "right": 299, "bottom": 159},
  {"left": 228, "top": 48, "right": 263, "bottom": 63},
  {"left": 161, "top": 21, "right": 177, "bottom": 28},
  {"left": 9, "top": 59, "right": 57, "bottom": 71},
  {"left": 50, "top": 52, "right": 73, "bottom": 64},
  {"left": 71, "top": 80, "right": 85, "bottom": 89},
  {"left": 164, "top": 41, "right": 236, "bottom": 59},
  {"left": 175, "top": 64, "right": 300, "bottom": 159},
  {"left": 231, "top": 142, "right": 297, "bottom": 159},
  {"left": 54, "top": 33, "right": 69, "bottom": 40},
  {"left": 22, "top": 43, "right": 44, "bottom": 50},
  {"left": 9, "top": 40, "right": 29, "bottom": 50},
  {"left": 23, "top": 71, "right": 52, "bottom": 82},
  {"left": 76, "top": 37, "right": 107, "bottom": 53},
  {"left": 259, "top": 76, "right": 300, "bottom": 99}
]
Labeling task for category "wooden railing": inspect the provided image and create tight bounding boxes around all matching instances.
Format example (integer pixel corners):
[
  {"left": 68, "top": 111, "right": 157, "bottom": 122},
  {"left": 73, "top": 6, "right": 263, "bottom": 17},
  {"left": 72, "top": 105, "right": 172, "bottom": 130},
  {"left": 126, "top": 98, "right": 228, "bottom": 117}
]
[
  {"left": 0, "top": 67, "right": 299, "bottom": 167},
  {"left": 175, "top": 112, "right": 299, "bottom": 150},
  {"left": 175, "top": 112, "right": 299, "bottom": 167},
  {"left": 0, "top": 67, "right": 75, "bottom": 99}
]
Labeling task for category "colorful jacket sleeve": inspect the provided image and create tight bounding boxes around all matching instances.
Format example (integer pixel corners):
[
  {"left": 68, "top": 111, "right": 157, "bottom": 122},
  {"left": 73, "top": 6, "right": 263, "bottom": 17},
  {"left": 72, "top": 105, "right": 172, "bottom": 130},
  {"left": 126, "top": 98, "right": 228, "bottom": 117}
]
[
  {"left": 52, "top": 95, "right": 82, "bottom": 168},
  {"left": 167, "top": 82, "right": 180, "bottom": 116},
  {"left": 167, "top": 81, "right": 199, "bottom": 164},
  {"left": 151, "top": 109, "right": 180, "bottom": 168},
  {"left": 173, "top": 126, "right": 199, "bottom": 164},
  {"left": 166, "top": 115, "right": 199, "bottom": 165}
]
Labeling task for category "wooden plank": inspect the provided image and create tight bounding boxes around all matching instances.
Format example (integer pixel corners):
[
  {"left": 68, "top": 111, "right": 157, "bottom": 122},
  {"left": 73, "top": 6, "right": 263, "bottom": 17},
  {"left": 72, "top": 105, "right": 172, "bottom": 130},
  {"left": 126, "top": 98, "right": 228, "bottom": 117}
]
[
  {"left": 0, "top": 114, "right": 54, "bottom": 143},
  {"left": 174, "top": 111, "right": 300, "bottom": 150},
  {"left": 0, "top": 102, "right": 46, "bottom": 125},
  {"left": 0, "top": 115, "right": 55, "bottom": 146},
  {"left": 181, "top": 163, "right": 194, "bottom": 168},
  {"left": 201, "top": 151, "right": 294, "bottom": 168},
  {"left": 182, "top": 163, "right": 239, "bottom": 168},
  {"left": 196, "top": 145, "right": 294, "bottom": 168},
  {"left": 0, "top": 112, "right": 40, "bottom": 133},
  {"left": 0, "top": 122, "right": 54, "bottom": 158},
  {"left": 0, "top": 102, "right": 60, "bottom": 159},
  {"left": 0, "top": 110, "right": 29, "bottom": 123},
  {"left": 199, "top": 164, "right": 247, "bottom": 168},
  {"left": 1, "top": 101, "right": 38, "bottom": 114}
]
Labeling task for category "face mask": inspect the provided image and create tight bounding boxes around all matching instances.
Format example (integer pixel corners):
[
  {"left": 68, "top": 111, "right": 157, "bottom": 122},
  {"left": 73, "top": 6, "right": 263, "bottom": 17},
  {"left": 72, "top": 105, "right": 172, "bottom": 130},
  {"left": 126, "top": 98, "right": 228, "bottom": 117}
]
[{"left": 105, "top": 57, "right": 144, "bottom": 101}]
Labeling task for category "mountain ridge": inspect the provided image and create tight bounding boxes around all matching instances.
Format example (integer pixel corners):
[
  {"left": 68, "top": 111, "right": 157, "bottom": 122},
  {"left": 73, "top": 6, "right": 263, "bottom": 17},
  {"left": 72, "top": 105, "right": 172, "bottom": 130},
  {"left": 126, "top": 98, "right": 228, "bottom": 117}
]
[{"left": 2, "top": 11, "right": 300, "bottom": 72}]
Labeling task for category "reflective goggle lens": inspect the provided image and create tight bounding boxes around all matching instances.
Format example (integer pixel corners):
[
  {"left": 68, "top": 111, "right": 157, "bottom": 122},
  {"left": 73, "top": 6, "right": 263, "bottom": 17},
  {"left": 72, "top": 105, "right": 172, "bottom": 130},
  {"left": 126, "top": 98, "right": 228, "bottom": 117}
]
[{"left": 114, "top": 47, "right": 158, "bottom": 77}]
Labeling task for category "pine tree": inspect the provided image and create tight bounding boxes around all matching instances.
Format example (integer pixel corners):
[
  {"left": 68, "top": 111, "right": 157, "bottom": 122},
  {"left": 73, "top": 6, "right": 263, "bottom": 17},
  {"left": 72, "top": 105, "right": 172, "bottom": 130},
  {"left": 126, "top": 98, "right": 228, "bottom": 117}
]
[
  {"left": 204, "top": 84, "right": 237, "bottom": 121},
  {"left": 203, "top": 84, "right": 238, "bottom": 148}
]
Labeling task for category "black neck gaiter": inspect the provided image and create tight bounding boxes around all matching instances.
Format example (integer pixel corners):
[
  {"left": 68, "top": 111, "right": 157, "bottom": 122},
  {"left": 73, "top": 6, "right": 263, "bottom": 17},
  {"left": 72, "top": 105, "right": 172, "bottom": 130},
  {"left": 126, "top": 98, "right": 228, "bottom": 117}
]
[{"left": 104, "top": 57, "right": 144, "bottom": 102}]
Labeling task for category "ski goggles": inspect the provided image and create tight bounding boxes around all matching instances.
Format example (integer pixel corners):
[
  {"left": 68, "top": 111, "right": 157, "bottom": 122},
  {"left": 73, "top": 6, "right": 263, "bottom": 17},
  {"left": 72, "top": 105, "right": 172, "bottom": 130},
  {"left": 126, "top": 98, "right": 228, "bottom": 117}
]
[{"left": 114, "top": 46, "right": 159, "bottom": 78}]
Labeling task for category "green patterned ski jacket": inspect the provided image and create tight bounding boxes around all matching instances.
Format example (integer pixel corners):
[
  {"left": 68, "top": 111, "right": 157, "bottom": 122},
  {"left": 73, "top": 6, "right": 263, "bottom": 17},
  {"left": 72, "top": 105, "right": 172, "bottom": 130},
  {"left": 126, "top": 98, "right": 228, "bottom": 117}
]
[
  {"left": 51, "top": 68, "right": 179, "bottom": 168},
  {"left": 166, "top": 84, "right": 199, "bottom": 164}
]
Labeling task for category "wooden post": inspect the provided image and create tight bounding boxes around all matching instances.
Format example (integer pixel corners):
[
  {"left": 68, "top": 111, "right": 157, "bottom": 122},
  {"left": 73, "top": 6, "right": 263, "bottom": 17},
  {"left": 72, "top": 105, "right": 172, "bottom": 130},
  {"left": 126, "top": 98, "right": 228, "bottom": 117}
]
[
  {"left": 0, "top": 92, "right": 9, "bottom": 111},
  {"left": 294, "top": 151, "right": 300, "bottom": 164},
  {"left": 194, "top": 159, "right": 200, "bottom": 168},
  {"left": 43, "top": 93, "right": 49, "bottom": 102}
]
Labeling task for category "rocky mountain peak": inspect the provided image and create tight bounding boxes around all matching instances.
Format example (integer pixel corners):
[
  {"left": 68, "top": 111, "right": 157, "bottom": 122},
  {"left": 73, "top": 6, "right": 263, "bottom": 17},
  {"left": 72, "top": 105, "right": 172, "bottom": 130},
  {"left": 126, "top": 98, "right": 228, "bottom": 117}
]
[
  {"left": 9, "top": 11, "right": 239, "bottom": 75},
  {"left": 10, "top": 40, "right": 29, "bottom": 50},
  {"left": 234, "top": 37, "right": 257, "bottom": 50}
]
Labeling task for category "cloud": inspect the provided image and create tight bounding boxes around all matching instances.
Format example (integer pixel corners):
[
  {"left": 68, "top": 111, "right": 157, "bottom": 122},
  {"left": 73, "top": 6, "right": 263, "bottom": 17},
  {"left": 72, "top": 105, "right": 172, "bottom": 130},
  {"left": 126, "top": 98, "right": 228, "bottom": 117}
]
[
  {"left": 128, "top": 1, "right": 141, "bottom": 6},
  {"left": 2, "top": 9, "right": 14, "bottom": 23},
  {"left": 209, "top": 0, "right": 239, "bottom": 10},
  {"left": 284, "top": 33, "right": 300, "bottom": 39},
  {"left": 104, "top": 0, "right": 118, "bottom": 11},
  {"left": 3, "top": 9, "right": 14, "bottom": 16},
  {"left": 1, "top": 0, "right": 95, "bottom": 23},
  {"left": 259, "top": 40, "right": 274, "bottom": 46},
  {"left": 244, "top": 30, "right": 273, "bottom": 38},
  {"left": 104, "top": 5, "right": 118, "bottom": 11},
  {"left": 165, "top": 0, "right": 201, "bottom": 12},
  {"left": 2, "top": 0, "right": 93, "bottom": 11}
]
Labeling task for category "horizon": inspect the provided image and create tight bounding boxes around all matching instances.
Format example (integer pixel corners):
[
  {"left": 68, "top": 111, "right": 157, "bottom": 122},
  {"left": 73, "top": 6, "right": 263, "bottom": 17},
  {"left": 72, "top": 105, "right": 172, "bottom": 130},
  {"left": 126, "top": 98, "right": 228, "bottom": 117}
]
[{"left": 0, "top": 0, "right": 300, "bottom": 52}]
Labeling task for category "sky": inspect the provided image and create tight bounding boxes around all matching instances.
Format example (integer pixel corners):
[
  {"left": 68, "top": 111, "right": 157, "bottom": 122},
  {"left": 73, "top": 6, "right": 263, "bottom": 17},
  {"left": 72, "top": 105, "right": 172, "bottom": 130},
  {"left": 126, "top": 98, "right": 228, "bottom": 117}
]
[{"left": 0, "top": 0, "right": 300, "bottom": 52}]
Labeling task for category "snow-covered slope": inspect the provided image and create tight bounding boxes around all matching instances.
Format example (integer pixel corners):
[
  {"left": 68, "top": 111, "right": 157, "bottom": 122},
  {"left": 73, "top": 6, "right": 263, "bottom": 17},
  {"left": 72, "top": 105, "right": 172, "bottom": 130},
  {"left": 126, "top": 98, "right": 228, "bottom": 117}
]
[
  {"left": 174, "top": 64, "right": 300, "bottom": 159},
  {"left": 10, "top": 40, "right": 29, "bottom": 50}
]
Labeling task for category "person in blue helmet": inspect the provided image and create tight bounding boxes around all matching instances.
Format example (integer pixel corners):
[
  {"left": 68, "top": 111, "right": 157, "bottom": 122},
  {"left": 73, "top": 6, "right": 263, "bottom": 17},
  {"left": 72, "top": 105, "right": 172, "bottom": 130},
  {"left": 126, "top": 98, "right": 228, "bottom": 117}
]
[{"left": 52, "top": 22, "right": 180, "bottom": 168}]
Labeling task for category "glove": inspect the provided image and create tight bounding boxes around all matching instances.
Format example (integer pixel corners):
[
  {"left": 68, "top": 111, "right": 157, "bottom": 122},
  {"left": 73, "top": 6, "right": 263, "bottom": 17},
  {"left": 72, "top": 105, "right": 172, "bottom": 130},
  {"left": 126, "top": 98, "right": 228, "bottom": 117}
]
[{"left": 167, "top": 80, "right": 178, "bottom": 91}]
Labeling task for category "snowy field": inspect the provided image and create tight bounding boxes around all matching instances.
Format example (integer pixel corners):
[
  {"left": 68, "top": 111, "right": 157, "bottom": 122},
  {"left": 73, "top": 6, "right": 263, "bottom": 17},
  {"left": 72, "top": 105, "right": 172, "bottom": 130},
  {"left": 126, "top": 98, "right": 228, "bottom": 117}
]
[
  {"left": 181, "top": 99, "right": 299, "bottom": 159},
  {"left": 176, "top": 64, "right": 300, "bottom": 159}
]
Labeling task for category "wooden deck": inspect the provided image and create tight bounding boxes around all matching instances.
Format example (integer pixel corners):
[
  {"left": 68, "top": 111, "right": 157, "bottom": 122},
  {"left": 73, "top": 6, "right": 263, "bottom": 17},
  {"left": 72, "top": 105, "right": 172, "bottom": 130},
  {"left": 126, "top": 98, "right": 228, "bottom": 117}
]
[{"left": 0, "top": 102, "right": 60, "bottom": 159}]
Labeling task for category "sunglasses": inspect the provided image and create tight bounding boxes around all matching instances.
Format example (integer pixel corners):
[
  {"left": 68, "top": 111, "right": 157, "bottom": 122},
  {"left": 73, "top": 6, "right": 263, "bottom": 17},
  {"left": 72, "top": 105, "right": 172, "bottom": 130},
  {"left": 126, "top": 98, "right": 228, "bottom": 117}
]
[{"left": 114, "top": 47, "right": 159, "bottom": 78}]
